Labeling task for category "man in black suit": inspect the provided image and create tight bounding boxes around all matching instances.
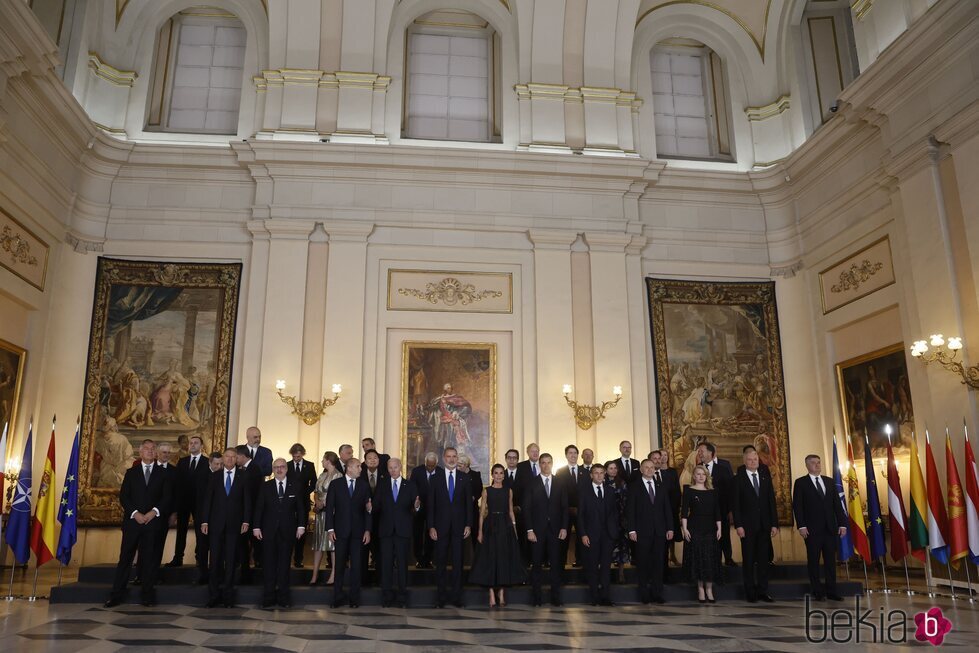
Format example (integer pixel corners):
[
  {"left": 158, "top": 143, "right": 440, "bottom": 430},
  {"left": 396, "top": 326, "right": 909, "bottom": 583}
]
[
  {"left": 361, "top": 437, "right": 390, "bottom": 476},
  {"left": 793, "top": 454, "right": 847, "bottom": 601},
  {"left": 286, "top": 443, "right": 317, "bottom": 568},
  {"left": 515, "top": 444, "right": 540, "bottom": 560},
  {"left": 244, "top": 426, "right": 273, "bottom": 477},
  {"left": 200, "top": 448, "right": 252, "bottom": 608},
  {"left": 606, "top": 440, "right": 641, "bottom": 484},
  {"left": 409, "top": 453, "right": 439, "bottom": 569},
  {"left": 581, "top": 448, "right": 595, "bottom": 471},
  {"left": 326, "top": 457, "right": 373, "bottom": 608},
  {"left": 502, "top": 448, "right": 521, "bottom": 492},
  {"left": 459, "top": 453, "right": 483, "bottom": 562},
  {"left": 236, "top": 444, "right": 265, "bottom": 579},
  {"left": 360, "top": 449, "right": 386, "bottom": 580},
  {"left": 651, "top": 449, "right": 681, "bottom": 570},
  {"left": 195, "top": 451, "right": 224, "bottom": 584},
  {"left": 555, "top": 444, "right": 586, "bottom": 567},
  {"left": 698, "top": 442, "right": 736, "bottom": 565},
  {"left": 522, "top": 453, "right": 568, "bottom": 606},
  {"left": 253, "top": 458, "right": 307, "bottom": 608},
  {"left": 427, "top": 447, "right": 473, "bottom": 608},
  {"left": 104, "top": 440, "right": 173, "bottom": 608},
  {"left": 626, "top": 459, "right": 675, "bottom": 604},
  {"left": 151, "top": 442, "right": 179, "bottom": 578},
  {"left": 578, "top": 463, "right": 620, "bottom": 606},
  {"left": 732, "top": 449, "right": 779, "bottom": 603},
  {"left": 375, "top": 458, "right": 420, "bottom": 607},
  {"left": 736, "top": 444, "right": 772, "bottom": 479},
  {"left": 168, "top": 435, "right": 210, "bottom": 573}
]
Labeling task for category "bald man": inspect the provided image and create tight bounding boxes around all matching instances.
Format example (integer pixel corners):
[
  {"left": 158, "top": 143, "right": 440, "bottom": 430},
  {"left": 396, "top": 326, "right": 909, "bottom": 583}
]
[{"left": 244, "top": 426, "right": 273, "bottom": 477}]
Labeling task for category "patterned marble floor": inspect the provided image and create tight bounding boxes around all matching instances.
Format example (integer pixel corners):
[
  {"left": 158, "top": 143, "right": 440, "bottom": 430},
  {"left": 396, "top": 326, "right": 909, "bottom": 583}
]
[{"left": 2, "top": 592, "right": 978, "bottom": 652}]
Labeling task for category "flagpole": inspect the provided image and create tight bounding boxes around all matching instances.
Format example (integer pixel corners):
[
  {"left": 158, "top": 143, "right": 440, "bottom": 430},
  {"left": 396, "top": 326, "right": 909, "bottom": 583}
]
[
  {"left": 880, "top": 558, "right": 890, "bottom": 593},
  {"left": 947, "top": 562, "right": 957, "bottom": 600},
  {"left": 5, "top": 561, "right": 15, "bottom": 600},
  {"left": 862, "top": 557, "right": 870, "bottom": 594},
  {"left": 964, "top": 559, "right": 975, "bottom": 603},
  {"left": 57, "top": 563, "right": 64, "bottom": 588},
  {"left": 28, "top": 564, "right": 39, "bottom": 601},
  {"left": 902, "top": 557, "right": 914, "bottom": 595}
]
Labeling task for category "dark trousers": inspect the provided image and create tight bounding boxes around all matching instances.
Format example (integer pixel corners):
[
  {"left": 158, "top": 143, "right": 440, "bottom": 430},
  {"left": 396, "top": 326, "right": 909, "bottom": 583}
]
[
  {"left": 741, "top": 529, "right": 772, "bottom": 599},
  {"left": 635, "top": 534, "right": 666, "bottom": 601},
  {"left": 381, "top": 535, "right": 410, "bottom": 603},
  {"left": 805, "top": 531, "right": 837, "bottom": 595},
  {"left": 412, "top": 511, "right": 433, "bottom": 565},
  {"left": 361, "top": 526, "right": 379, "bottom": 583},
  {"left": 109, "top": 519, "right": 161, "bottom": 602},
  {"left": 434, "top": 534, "right": 465, "bottom": 603},
  {"left": 239, "top": 531, "right": 262, "bottom": 576},
  {"left": 719, "top": 512, "right": 733, "bottom": 562},
  {"left": 262, "top": 529, "right": 293, "bottom": 604},
  {"left": 583, "top": 535, "right": 614, "bottom": 602},
  {"left": 334, "top": 535, "right": 363, "bottom": 605},
  {"left": 153, "top": 512, "right": 172, "bottom": 569},
  {"left": 209, "top": 527, "right": 241, "bottom": 602},
  {"left": 559, "top": 516, "right": 580, "bottom": 566},
  {"left": 173, "top": 507, "right": 192, "bottom": 561},
  {"left": 530, "top": 532, "right": 563, "bottom": 601},
  {"left": 293, "top": 531, "right": 306, "bottom": 566}
]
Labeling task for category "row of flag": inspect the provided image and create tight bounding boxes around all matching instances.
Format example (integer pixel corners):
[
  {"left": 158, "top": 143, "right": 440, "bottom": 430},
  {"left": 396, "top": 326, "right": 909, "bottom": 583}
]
[
  {"left": 832, "top": 422, "right": 979, "bottom": 568},
  {"left": 1, "top": 417, "right": 80, "bottom": 569}
]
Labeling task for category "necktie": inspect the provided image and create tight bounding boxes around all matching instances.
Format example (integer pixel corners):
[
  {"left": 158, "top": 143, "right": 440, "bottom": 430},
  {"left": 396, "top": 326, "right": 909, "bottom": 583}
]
[
  {"left": 571, "top": 467, "right": 577, "bottom": 482},
  {"left": 225, "top": 470, "right": 232, "bottom": 496},
  {"left": 624, "top": 460, "right": 630, "bottom": 475},
  {"left": 509, "top": 471, "right": 514, "bottom": 483},
  {"left": 597, "top": 485, "right": 603, "bottom": 500},
  {"left": 448, "top": 471, "right": 455, "bottom": 500},
  {"left": 545, "top": 477, "right": 550, "bottom": 498},
  {"left": 393, "top": 479, "right": 399, "bottom": 502},
  {"left": 191, "top": 456, "right": 197, "bottom": 472},
  {"left": 278, "top": 480, "right": 284, "bottom": 499},
  {"left": 532, "top": 463, "right": 538, "bottom": 476},
  {"left": 370, "top": 472, "right": 376, "bottom": 490},
  {"left": 647, "top": 480, "right": 655, "bottom": 503},
  {"left": 655, "top": 470, "right": 662, "bottom": 484},
  {"left": 349, "top": 478, "right": 355, "bottom": 497},
  {"left": 752, "top": 473, "right": 760, "bottom": 496},
  {"left": 144, "top": 465, "right": 151, "bottom": 485},
  {"left": 816, "top": 477, "right": 825, "bottom": 497}
]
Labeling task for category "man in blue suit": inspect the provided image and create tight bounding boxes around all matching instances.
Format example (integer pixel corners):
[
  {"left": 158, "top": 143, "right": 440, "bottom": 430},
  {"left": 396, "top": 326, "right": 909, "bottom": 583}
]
[
  {"left": 427, "top": 447, "right": 472, "bottom": 608},
  {"left": 244, "top": 426, "right": 273, "bottom": 477}
]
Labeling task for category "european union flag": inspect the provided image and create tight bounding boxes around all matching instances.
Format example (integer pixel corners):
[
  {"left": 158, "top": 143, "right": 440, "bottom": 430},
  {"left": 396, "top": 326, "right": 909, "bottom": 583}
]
[
  {"left": 833, "top": 438, "right": 854, "bottom": 561},
  {"left": 56, "top": 422, "right": 81, "bottom": 565},
  {"left": 5, "top": 423, "right": 33, "bottom": 565},
  {"left": 864, "top": 435, "right": 887, "bottom": 560}
]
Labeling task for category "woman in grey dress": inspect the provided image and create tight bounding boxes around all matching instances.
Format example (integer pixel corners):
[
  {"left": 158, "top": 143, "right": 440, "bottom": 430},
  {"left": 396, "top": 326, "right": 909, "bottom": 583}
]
[{"left": 310, "top": 451, "right": 342, "bottom": 585}]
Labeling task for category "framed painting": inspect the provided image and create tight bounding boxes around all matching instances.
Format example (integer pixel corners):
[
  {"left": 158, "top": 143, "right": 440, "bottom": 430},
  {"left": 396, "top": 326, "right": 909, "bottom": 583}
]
[
  {"left": 836, "top": 343, "right": 914, "bottom": 459},
  {"left": 647, "top": 278, "right": 793, "bottom": 525},
  {"left": 78, "top": 258, "right": 241, "bottom": 525},
  {"left": 400, "top": 341, "right": 496, "bottom": 476},
  {"left": 0, "top": 338, "right": 26, "bottom": 444}
]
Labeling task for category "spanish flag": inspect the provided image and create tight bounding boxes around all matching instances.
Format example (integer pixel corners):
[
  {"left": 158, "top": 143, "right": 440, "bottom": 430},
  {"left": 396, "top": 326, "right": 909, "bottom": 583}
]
[
  {"left": 29, "top": 419, "right": 57, "bottom": 566},
  {"left": 846, "top": 438, "right": 871, "bottom": 560},
  {"left": 908, "top": 432, "right": 929, "bottom": 561},
  {"left": 946, "top": 429, "right": 969, "bottom": 567}
]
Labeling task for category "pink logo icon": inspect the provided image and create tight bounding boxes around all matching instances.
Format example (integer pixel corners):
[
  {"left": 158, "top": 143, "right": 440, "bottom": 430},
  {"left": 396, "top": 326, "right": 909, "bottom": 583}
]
[{"left": 915, "top": 607, "right": 952, "bottom": 646}]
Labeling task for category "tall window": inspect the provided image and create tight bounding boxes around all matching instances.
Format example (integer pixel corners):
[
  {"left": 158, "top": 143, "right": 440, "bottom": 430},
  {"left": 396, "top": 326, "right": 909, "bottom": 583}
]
[
  {"left": 801, "top": 0, "right": 859, "bottom": 125},
  {"left": 650, "top": 41, "right": 732, "bottom": 160},
  {"left": 146, "top": 8, "right": 246, "bottom": 134},
  {"left": 404, "top": 10, "right": 500, "bottom": 142}
]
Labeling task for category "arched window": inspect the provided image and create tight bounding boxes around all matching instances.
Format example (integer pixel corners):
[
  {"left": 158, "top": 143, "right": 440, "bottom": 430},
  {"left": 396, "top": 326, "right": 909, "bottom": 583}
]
[
  {"left": 146, "top": 7, "right": 247, "bottom": 134},
  {"left": 403, "top": 9, "right": 501, "bottom": 143},
  {"left": 650, "top": 39, "right": 732, "bottom": 160}
]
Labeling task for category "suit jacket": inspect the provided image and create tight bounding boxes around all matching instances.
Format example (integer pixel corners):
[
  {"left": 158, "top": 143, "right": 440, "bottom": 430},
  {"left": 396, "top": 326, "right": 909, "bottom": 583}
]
[
  {"left": 253, "top": 477, "right": 306, "bottom": 536},
  {"left": 656, "top": 467, "right": 681, "bottom": 515},
  {"left": 605, "top": 457, "right": 642, "bottom": 483},
  {"left": 325, "top": 475, "right": 373, "bottom": 539},
  {"left": 286, "top": 459, "right": 318, "bottom": 498},
  {"left": 706, "top": 459, "right": 735, "bottom": 511},
  {"left": 427, "top": 467, "right": 473, "bottom": 537},
  {"left": 522, "top": 475, "right": 569, "bottom": 536},
  {"left": 466, "top": 469, "right": 483, "bottom": 517},
  {"left": 502, "top": 467, "right": 522, "bottom": 500},
  {"left": 120, "top": 462, "right": 173, "bottom": 522},
  {"left": 625, "top": 477, "right": 674, "bottom": 539},
  {"left": 361, "top": 453, "right": 391, "bottom": 479},
  {"left": 515, "top": 459, "right": 540, "bottom": 496},
  {"left": 175, "top": 454, "right": 211, "bottom": 514},
  {"left": 577, "top": 482, "right": 621, "bottom": 542},
  {"left": 250, "top": 445, "right": 273, "bottom": 477},
  {"left": 200, "top": 467, "right": 252, "bottom": 533},
  {"left": 360, "top": 466, "right": 388, "bottom": 497},
  {"left": 374, "top": 476, "right": 418, "bottom": 538},
  {"left": 409, "top": 465, "right": 438, "bottom": 514},
  {"left": 156, "top": 463, "right": 179, "bottom": 515},
  {"left": 793, "top": 474, "right": 846, "bottom": 536},
  {"left": 736, "top": 462, "right": 772, "bottom": 480},
  {"left": 555, "top": 465, "right": 588, "bottom": 508},
  {"left": 240, "top": 461, "right": 264, "bottom": 505},
  {"left": 732, "top": 468, "right": 778, "bottom": 534}
]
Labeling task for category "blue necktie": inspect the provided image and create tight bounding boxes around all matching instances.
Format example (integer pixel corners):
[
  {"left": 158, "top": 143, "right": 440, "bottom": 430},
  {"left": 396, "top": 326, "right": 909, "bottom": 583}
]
[
  {"left": 448, "top": 471, "right": 455, "bottom": 501},
  {"left": 225, "top": 470, "right": 232, "bottom": 496},
  {"left": 349, "top": 478, "right": 354, "bottom": 497},
  {"left": 393, "top": 479, "right": 399, "bottom": 502}
]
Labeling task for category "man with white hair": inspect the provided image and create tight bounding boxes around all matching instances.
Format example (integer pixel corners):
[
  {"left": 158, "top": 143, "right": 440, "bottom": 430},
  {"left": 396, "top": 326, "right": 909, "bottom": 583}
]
[{"left": 253, "top": 458, "right": 307, "bottom": 608}]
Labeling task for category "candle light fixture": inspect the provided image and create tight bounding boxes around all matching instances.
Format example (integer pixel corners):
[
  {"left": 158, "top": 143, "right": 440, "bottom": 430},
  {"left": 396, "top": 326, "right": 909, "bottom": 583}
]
[
  {"left": 562, "top": 384, "right": 623, "bottom": 430},
  {"left": 275, "top": 379, "right": 342, "bottom": 426},
  {"left": 910, "top": 334, "right": 979, "bottom": 389}
]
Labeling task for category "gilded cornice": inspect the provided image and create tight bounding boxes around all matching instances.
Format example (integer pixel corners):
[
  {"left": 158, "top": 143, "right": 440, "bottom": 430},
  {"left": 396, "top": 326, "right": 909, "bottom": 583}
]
[
  {"left": 87, "top": 52, "right": 137, "bottom": 87},
  {"left": 745, "top": 95, "right": 790, "bottom": 121},
  {"left": 255, "top": 69, "right": 391, "bottom": 92},
  {"left": 851, "top": 0, "right": 873, "bottom": 21}
]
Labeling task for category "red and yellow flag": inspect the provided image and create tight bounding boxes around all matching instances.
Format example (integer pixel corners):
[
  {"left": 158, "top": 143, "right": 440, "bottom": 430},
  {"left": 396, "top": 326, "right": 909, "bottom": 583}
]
[
  {"left": 29, "top": 421, "right": 57, "bottom": 566},
  {"left": 846, "top": 439, "right": 871, "bottom": 560},
  {"left": 946, "top": 431, "right": 969, "bottom": 567}
]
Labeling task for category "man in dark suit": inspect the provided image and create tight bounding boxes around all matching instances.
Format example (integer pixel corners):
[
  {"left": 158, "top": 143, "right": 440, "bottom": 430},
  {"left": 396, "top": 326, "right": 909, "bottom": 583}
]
[
  {"left": 501, "top": 449, "right": 523, "bottom": 558},
  {"left": 375, "top": 458, "right": 420, "bottom": 607},
  {"left": 698, "top": 442, "right": 735, "bottom": 565},
  {"left": 581, "top": 448, "right": 595, "bottom": 471},
  {"left": 523, "top": 453, "right": 569, "bottom": 606},
  {"left": 168, "top": 435, "right": 210, "bottom": 573},
  {"left": 626, "top": 459, "right": 675, "bottom": 604},
  {"left": 194, "top": 451, "right": 224, "bottom": 584},
  {"left": 151, "top": 442, "right": 179, "bottom": 579},
  {"left": 104, "top": 440, "right": 173, "bottom": 608},
  {"left": 360, "top": 449, "right": 386, "bottom": 580},
  {"left": 515, "top": 444, "right": 540, "bottom": 561},
  {"left": 253, "top": 458, "right": 307, "bottom": 608},
  {"left": 736, "top": 444, "right": 772, "bottom": 479},
  {"left": 578, "top": 463, "right": 620, "bottom": 606},
  {"left": 243, "top": 426, "right": 273, "bottom": 477},
  {"left": 237, "top": 445, "right": 265, "bottom": 578},
  {"left": 732, "top": 449, "right": 779, "bottom": 603},
  {"left": 606, "top": 440, "right": 641, "bottom": 484},
  {"left": 793, "top": 454, "right": 847, "bottom": 601},
  {"left": 459, "top": 453, "right": 483, "bottom": 562},
  {"left": 326, "top": 457, "right": 373, "bottom": 608},
  {"left": 409, "top": 453, "right": 439, "bottom": 568},
  {"left": 286, "top": 443, "right": 317, "bottom": 568},
  {"left": 428, "top": 447, "right": 473, "bottom": 608},
  {"left": 651, "top": 449, "right": 681, "bottom": 570},
  {"left": 555, "top": 444, "right": 588, "bottom": 567},
  {"left": 200, "top": 447, "right": 252, "bottom": 608},
  {"left": 361, "top": 437, "right": 390, "bottom": 476},
  {"left": 516, "top": 443, "right": 542, "bottom": 483}
]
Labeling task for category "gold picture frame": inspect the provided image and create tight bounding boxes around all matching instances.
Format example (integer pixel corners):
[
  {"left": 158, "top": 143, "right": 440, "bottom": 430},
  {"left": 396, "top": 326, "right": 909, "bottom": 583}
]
[
  {"left": 400, "top": 341, "right": 497, "bottom": 474},
  {"left": 0, "top": 337, "right": 27, "bottom": 448}
]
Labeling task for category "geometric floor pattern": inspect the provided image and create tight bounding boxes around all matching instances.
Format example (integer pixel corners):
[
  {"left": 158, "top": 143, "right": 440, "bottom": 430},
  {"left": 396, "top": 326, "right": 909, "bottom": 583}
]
[{"left": 4, "top": 592, "right": 979, "bottom": 652}]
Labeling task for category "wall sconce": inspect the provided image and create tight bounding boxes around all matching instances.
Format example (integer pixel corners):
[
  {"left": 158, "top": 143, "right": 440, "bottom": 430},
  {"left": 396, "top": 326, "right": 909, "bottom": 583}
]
[
  {"left": 275, "top": 380, "right": 342, "bottom": 426},
  {"left": 910, "top": 334, "right": 979, "bottom": 389},
  {"left": 562, "top": 384, "right": 623, "bottom": 430}
]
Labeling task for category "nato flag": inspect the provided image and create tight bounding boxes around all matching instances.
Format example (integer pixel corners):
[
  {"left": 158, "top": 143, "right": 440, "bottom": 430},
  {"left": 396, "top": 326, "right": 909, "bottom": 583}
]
[{"left": 5, "top": 424, "right": 33, "bottom": 564}]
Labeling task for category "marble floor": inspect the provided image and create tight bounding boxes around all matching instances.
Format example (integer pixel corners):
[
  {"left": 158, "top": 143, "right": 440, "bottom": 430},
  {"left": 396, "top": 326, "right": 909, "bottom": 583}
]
[{"left": 2, "top": 591, "right": 978, "bottom": 652}]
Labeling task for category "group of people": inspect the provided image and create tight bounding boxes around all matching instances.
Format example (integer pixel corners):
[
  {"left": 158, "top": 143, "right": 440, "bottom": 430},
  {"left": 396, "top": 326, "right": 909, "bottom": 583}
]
[{"left": 103, "top": 429, "right": 849, "bottom": 609}]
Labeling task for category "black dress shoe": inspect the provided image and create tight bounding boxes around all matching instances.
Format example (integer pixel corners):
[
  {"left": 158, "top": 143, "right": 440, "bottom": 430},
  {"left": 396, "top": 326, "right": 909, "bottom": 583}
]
[
  {"left": 454, "top": 601, "right": 465, "bottom": 608},
  {"left": 262, "top": 601, "right": 275, "bottom": 609},
  {"left": 551, "top": 599, "right": 563, "bottom": 607},
  {"left": 826, "top": 594, "right": 844, "bottom": 602},
  {"left": 278, "top": 602, "right": 292, "bottom": 608},
  {"left": 165, "top": 559, "right": 182, "bottom": 568},
  {"left": 223, "top": 602, "right": 236, "bottom": 608},
  {"left": 707, "top": 597, "right": 716, "bottom": 604},
  {"left": 415, "top": 562, "right": 424, "bottom": 569},
  {"left": 435, "top": 602, "right": 445, "bottom": 608},
  {"left": 652, "top": 596, "right": 665, "bottom": 604},
  {"left": 812, "top": 593, "right": 825, "bottom": 601},
  {"left": 725, "top": 560, "right": 737, "bottom": 567},
  {"left": 746, "top": 597, "right": 758, "bottom": 603},
  {"left": 103, "top": 598, "right": 121, "bottom": 608},
  {"left": 141, "top": 599, "right": 156, "bottom": 607},
  {"left": 205, "top": 599, "right": 220, "bottom": 608},
  {"left": 590, "top": 601, "right": 600, "bottom": 606},
  {"left": 131, "top": 576, "right": 141, "bottom": 585},
  {"left": 600, "top": 599, "right": 615, "bottom": 607},
  {"left": 349, "top": 602, "right": 360, "bottom": 608},
  {"left": 332, "top": 600, "right": 345, "bottom": 608},
  {"left": 760, "top": 594, "right": 775, "bottom": 603}
]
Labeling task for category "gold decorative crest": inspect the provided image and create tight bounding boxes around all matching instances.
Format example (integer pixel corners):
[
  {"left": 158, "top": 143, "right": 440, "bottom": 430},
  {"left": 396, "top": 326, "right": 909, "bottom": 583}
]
[
  {"left": 830, "top": 259, "right": 884, "bottom": 294},
  {"left": 398, "top": 277, "right": 503, "bottom": 307},
  {"left": 1, "top": 226, "right": 38, "bottom": 267}
]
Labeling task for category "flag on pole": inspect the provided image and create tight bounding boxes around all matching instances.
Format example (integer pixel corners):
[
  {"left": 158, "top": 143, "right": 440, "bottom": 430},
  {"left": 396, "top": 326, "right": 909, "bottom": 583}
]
[
  {"left": 56, "top": 420, "right": 81, "bottom": 565},
  {"left": 4, "top": 419, "right": 33, "bottom": 564},
  {"left": 863, "top": 432, "right": 887, "bottom": 560},
  {"left": 833, "top": 435, "right": 854, "bottom": 561},
  {"left": 909, "top": 432, "right": 929, "bottom": 561},
  {"left": 925, "top": 430, "right": 950, "bottom": 564},
  {"left": 29, "top": 418, "right": 58, "bottom": 566},
  {"left": 963, "top": 420, "right": 979, "bottom": 565},
  {"left": 846, "top": 438, "right": 871, "bottom": 560},
  {"left": 0, "top": 421, "right": 7, "bottom": 543},
  {"left": 945, "top": 428, "right": 969, "bottom": 568},
  {"left": 885, "top": 429, "right": 910, "bottom": 561}
]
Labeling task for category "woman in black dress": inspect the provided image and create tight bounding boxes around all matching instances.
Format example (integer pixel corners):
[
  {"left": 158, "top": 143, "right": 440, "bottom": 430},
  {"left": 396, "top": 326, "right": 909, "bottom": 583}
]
[
  {"left": 468, "top": 463, "right": 527, "bottom": 606},
  {"left": 681, "top": 464, "right": 722, "bottom": 603}
]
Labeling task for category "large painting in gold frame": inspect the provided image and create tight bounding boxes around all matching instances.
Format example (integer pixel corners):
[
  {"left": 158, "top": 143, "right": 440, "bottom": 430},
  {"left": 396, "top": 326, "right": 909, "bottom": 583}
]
[
  {"left": 0, "top": 337, "right": 26, "bottom": 444},
  {"left": 646, "top": 278, "right": 793, "bottom": 525},
  {"left": 401, "top": 341, "right": 497, "bottom": 476},
  {"left": 78, "top": 258, "right": 241, "bottom": 525}
]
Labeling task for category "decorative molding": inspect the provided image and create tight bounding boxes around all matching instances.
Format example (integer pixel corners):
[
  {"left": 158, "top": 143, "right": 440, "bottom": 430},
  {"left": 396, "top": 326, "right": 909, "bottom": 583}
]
[
  {"left": 830, "top": 259, "right": 883, "bottom": 293},
  {"left": 399, "top": 277, "right": 503, "bottom": 307},
  {"left": 770, "top": 260, "right": 803, "bottom": 278},
  {"left": 256, "top": 70, "right": 391, "bottom": 92},
  {"left": 516, "top": 84, "right": 641, "bottom": 110},
  {"left": 334, "top": 71, "right": 391, "bottom": 91},
  {"left": 636, "top": 0, "right": 772, "bottom": 61},
  {"left": 65, "top": 233, "right": 105, "bottom": 254},
  {"left": 745, "top": 95, "right": 791, "bottom": 122},
  {"left": 117, "top": 0, "right": 269, "bottom": 26},
  {"left": 0, "top": 208, "right": 48, "bottom": 290},
  {"left": 87, "top": 52, "right": 137, "bottom": 87},
  {"left": 1, "top": 225, "right": 38, "bottom": 267},
  {"left": 388, "top": 269, "right": 512, "bottom": 313},
  {"left": 818, "top": 236, "right": 895, "bottom": 314},
  {"left": 851, "top": 0, "right": 874, "bottom": 21}
]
